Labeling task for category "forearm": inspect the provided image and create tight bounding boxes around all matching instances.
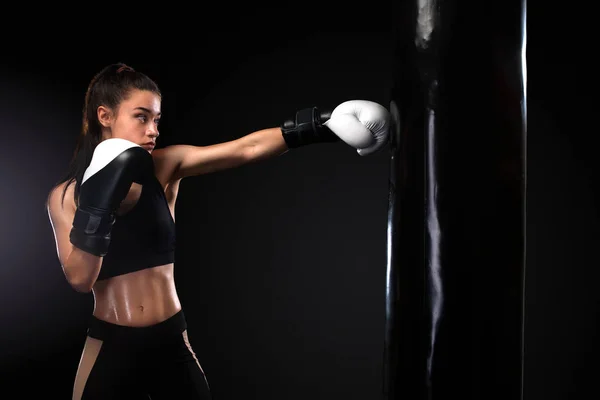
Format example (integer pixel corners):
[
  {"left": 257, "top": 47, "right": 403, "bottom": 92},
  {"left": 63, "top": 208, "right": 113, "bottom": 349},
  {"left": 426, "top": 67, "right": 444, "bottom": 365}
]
[
  {"left": 63, "top": 247, "right": 103, "bottom": 293},
  {"left": 242, "top": 127, "right": 289, "bottom": 162}
]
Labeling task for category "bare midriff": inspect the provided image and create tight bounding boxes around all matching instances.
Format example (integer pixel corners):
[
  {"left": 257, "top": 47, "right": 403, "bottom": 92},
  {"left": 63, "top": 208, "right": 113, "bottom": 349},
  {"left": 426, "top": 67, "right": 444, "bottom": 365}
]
[{"left": 91, "top": 263, "right": 181, "bottom": 327}]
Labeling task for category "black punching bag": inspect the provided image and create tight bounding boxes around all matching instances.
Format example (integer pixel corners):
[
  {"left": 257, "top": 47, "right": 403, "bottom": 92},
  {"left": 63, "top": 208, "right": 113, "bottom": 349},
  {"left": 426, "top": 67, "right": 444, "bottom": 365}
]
[{"left": 383, "top": 0, "right": 527, "bottom": 399}]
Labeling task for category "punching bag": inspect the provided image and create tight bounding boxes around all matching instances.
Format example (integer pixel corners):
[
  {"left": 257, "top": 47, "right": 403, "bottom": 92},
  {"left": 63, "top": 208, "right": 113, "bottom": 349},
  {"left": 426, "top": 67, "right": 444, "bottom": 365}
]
[{"left": 383, "top": 0, "right": 527, "bottom": 399}]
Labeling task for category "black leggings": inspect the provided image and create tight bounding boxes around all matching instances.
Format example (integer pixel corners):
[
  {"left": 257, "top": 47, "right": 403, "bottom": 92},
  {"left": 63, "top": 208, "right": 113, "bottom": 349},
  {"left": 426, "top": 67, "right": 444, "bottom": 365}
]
[{"left": 75, "top": 310, "right": 212, "bottom": 400}]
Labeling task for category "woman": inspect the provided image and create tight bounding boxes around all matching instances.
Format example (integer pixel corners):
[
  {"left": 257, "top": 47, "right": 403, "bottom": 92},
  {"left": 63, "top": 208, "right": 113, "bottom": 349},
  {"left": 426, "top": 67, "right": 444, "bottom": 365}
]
[{"left": 46, "top": 62, "right": 389, "bottom": 399}]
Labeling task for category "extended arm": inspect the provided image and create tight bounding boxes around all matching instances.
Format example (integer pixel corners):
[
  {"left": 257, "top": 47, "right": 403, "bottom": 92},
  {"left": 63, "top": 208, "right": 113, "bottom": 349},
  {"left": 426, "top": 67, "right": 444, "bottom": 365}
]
[
  {"left": 166, "top": 127, "right": 288, "bottom": 180},
  {"left": 162, "top": 100, "right": 391, "bottom": 181}
]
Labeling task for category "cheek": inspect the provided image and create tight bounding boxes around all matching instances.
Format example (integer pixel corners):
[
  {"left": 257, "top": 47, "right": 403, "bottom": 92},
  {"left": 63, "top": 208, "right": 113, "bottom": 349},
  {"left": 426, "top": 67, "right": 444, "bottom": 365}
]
[
  {"left": 124, "top": 120, "right": 145, "bottom": 134},
  {"left": 116, "top": 120, "right": 145, "bottom": 141}
]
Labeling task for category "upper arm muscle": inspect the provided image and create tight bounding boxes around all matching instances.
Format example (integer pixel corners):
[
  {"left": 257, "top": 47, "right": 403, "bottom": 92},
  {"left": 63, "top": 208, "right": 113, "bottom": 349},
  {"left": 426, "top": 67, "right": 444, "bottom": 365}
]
[
  {"left": 47, "top": 183, "right": 76, "bottom": 267},
  {"left": 166, "top": 142, "right": 249, "bottom": 181}
]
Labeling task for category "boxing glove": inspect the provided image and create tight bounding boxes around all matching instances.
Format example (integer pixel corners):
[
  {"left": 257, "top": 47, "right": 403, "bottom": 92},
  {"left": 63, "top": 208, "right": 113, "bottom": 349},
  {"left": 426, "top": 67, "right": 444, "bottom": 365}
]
[
  {"left": 69, "top": 138, "right": 154, "bottom": 257},
  {"left": 324, "top": 100, "right": 391, "bottom": 156},
  {"left": 281, "top": 100, "right": 390, "bottom": 156}
]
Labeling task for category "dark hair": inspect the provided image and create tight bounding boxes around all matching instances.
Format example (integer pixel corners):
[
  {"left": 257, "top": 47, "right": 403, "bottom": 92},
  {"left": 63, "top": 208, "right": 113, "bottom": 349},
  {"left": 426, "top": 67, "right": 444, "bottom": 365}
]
[{"left": 55, "top": 63, "right": 161, "bottom": 207}]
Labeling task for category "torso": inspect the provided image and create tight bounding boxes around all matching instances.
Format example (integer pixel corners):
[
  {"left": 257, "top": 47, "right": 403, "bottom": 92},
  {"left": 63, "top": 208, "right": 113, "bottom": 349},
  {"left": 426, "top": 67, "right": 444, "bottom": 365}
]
[{"left": 61, "top": 148, "right": 182, "bottom": 327}]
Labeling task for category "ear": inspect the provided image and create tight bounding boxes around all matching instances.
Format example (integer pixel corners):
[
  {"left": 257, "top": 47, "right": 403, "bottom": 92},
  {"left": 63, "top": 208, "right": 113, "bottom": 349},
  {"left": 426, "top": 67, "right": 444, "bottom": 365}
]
[{"left": 97, "top": 105, "right": 113, "bottom": 128}]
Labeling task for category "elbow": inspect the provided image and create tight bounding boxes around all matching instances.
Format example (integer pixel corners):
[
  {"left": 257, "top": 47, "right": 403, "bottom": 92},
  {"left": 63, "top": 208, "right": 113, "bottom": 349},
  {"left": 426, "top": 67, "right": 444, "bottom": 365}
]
[
  {"left": 62, "top": 247, "right": 101, "bottom": 293},
  {"left": 71, "top": 280, "right": 94, "bottom": 293},
  {"left": 243, "top": 142, "right": 271, "bottom": 163},
  {"left": 64, "top": 272, "right": 94, "bottom": 293},
  {"left": 62, "top": 262, "right": 97, "bottom": 294},
  {"left": 243, "top": 145, "right": 258, "bottom": 163}
]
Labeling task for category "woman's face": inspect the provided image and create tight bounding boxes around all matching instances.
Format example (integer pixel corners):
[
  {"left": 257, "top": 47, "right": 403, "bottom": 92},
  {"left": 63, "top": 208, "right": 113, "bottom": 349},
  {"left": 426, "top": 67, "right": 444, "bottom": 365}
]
[{"left": 101, "top": 89, "right": 161, "bottom": 152}]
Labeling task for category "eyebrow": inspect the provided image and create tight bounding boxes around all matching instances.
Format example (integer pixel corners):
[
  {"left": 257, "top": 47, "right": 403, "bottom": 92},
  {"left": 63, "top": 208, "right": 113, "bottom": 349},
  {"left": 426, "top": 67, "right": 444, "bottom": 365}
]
[{"left": 134, "top": 107, "right": 161, "bottom": 116}]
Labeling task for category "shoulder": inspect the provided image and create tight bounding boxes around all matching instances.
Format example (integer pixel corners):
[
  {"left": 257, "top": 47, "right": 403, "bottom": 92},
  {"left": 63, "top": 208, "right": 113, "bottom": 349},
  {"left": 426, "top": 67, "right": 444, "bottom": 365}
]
[{"left": 151, "top": 145, "right": 187, "bottom": 185}]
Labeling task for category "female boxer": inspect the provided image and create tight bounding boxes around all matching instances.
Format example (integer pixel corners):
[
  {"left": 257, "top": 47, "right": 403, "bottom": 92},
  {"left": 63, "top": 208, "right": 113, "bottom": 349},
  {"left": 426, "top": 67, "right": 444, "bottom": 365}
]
[{"left": 46, "top": 62, "right": 389, "bottom": 399}]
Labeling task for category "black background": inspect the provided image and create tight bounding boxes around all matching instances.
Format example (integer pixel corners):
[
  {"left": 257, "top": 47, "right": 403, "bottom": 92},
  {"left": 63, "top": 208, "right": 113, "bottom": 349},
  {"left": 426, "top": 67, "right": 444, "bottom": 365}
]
[{"left": 0, "top": 4, "right": 596, "bottom": 400}]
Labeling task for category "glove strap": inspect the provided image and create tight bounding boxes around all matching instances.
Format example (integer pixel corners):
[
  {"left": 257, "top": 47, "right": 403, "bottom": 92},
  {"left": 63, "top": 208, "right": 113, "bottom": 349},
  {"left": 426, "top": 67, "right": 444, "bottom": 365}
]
[
  {"left": 69, "top": 207, "right": 115, "bottom": 257},
  {"left": 281, "top": 107, "right": 339, "bottom": 148}
]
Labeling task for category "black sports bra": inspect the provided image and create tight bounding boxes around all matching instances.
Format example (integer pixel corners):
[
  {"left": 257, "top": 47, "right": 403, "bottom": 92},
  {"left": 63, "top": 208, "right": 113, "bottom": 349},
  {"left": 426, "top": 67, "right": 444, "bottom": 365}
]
[{"left": 98, "top": 175, "right": 176, "bottom": 280}]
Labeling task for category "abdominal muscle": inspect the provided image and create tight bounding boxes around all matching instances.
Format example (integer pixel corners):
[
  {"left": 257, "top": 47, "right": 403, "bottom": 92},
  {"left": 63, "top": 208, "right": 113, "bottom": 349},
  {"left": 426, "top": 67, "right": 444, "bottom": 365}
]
[{"left": 91, "top": 262, "right": 181, "bottom": 327}]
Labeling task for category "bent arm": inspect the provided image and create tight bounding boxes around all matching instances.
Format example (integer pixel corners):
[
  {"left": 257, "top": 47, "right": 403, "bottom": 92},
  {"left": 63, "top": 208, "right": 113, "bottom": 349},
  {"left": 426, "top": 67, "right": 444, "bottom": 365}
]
[
  {"left": 47, "top": 185, "right": 102, "bottom": 293},
  {"left": 64, "top": 247, "right": 102, "bottom": 293}
]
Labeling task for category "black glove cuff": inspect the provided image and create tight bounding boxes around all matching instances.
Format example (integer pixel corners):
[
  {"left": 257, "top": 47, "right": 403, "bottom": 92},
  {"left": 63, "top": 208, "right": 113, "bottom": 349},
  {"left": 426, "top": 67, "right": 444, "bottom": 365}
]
[
  {"left": 69, "top": 207, "right": 115, "bottom": 257},
  {"left": 281, "top": 107, "right": 339, "bottom": 148}
]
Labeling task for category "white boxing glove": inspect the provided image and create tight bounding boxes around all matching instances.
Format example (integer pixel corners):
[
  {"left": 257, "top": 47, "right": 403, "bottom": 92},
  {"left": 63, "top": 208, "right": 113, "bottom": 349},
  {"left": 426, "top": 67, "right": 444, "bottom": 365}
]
[{"left": 324, "top": 100, "right": 391, "bottom": 156}]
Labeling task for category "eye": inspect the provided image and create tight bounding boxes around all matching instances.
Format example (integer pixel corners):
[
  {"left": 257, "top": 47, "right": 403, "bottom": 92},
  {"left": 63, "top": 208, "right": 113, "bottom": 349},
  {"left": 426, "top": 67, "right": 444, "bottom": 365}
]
[
  {"left": 136, "top": 114, "right": 147, "bottom": 123},
  {"left": 154, "top": 118, "right": 161, "bottom": 126}
]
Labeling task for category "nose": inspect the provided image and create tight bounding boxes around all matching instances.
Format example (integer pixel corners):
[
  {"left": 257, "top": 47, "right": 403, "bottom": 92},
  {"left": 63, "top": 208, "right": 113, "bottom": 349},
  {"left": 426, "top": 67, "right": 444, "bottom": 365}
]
[{"left": 147, "top": 124, "right": 159, "bottom": 138}]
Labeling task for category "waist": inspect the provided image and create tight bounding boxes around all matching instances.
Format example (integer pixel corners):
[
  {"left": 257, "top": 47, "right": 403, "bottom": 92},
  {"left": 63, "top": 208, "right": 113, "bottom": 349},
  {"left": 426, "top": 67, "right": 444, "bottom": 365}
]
[{"left": 87, "top": 309, "right": 187, "bottom": 346}]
